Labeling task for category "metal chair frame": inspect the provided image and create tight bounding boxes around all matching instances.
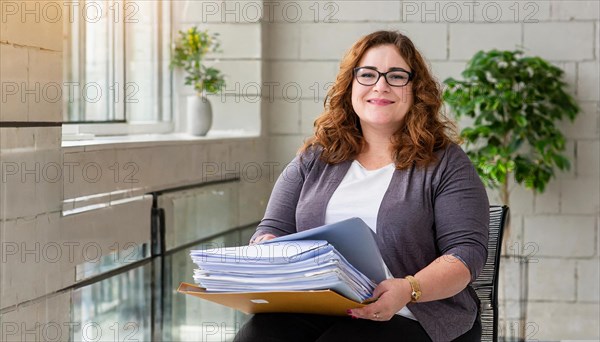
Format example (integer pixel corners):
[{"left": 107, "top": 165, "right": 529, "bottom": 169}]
[{"left": 472, "top": 205, "right": 510, "bottom": 342}]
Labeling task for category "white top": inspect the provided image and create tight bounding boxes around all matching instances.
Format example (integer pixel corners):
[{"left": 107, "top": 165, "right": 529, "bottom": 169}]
[
  {"left": 325, "top": 160, "right": 395, "bottom": 232},
  {"left": 324, "top": 160, "right": 417, "bottom": 320}
]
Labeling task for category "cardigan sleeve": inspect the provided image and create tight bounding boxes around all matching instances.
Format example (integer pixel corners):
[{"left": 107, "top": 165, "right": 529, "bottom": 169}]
[
  {"left": 250, "top": 147, "right": 320, "bottom": 243},
  {"left": 432, "top": 144, "right": 489, "bottom": 282}
]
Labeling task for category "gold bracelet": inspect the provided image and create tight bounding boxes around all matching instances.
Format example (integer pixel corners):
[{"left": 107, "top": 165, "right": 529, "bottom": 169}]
[{"left": 405, "top": 275, "right": 422, "bottom": 303}]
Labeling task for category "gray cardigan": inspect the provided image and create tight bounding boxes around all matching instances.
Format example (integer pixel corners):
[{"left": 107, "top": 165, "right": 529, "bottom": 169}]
[{"left": 252, "top": 143, "right": 489, "bottom": 341}]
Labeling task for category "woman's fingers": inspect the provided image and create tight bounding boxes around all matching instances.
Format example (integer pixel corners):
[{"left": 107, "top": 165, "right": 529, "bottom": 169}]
[
  {"left": 348, "top": 302, "right": 392, "bottom": 321},
  {"left": 251, "top": 233, "right": 277, "bottom": 244}
]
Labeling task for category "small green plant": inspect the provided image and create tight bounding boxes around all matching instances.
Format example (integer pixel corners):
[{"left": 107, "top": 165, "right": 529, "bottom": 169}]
[
  {"left": 170, "top": 27, "right": 225, "bottom": 95},
  {"left": 443, "top": 50, "right": 579, "bottom": 207}
]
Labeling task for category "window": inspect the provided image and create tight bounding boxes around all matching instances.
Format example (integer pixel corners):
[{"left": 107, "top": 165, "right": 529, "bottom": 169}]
[{"left": 64, "top": 0, "right": 172, "bottom": 134}]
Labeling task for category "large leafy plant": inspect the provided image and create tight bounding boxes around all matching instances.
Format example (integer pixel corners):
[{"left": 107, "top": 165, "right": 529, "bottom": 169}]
[
  {"left": 170, "top": 27, "right": 225, "bottom": 95},
  {"left": 443, "top": 50, "right": 579, "bottom": 207}
]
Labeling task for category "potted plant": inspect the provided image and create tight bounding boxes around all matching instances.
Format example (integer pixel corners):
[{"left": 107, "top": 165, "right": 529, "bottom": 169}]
[
  {"left": 171, "top": 27, "right": 226, "bottom": 136},
  {"left": 443, "top": 49, "right": 579, "bottom": 340}
]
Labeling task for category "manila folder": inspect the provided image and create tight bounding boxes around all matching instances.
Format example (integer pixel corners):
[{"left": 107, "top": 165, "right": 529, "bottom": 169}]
[{"left": 177, "top": 282, "right": 366, "bottom": 316}]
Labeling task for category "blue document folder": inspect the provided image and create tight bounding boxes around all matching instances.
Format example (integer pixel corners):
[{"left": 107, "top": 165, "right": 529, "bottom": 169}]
[
  {"left": 264, "top": 217, "right": 391, "bottom": 284},
  {"left": 179, "top": 218, "right": 391, "bottom": 315}
]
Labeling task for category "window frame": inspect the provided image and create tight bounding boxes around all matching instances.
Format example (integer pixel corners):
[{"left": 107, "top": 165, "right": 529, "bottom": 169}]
[{"left": 62, "top": 0, "right": 174, "bottom": 137}]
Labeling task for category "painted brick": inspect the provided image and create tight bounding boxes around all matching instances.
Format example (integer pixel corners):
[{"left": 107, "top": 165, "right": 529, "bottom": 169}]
[
  {"left": 577, "top": 61, "right": 600, "bottom": 101},
  {"left": 449, "top": 24, "right": 521, "bottom": 60},
  {"left": 534, "top": 180, "right": 560, "bottom": 214},
  {"left": 335, "top": 1, "right": 401, "bottom": 22},
  {"left": 551, "top": 0, "right": 600, "bottom": 21},
  {"left": 524, "top": 215, "right": 596, "bottom": 257},
  {"left": 58, "top": 196, "right": 152, "bottom": 283},
  {"left": 0, "top": 149, "right": 62, "bottom": 220},
  {"left": 176, "top": 0, "right": 262, "bottom": 24},
  {"left": 553, "top": 62, "right": 577, "bottom": 97},
  {"left": 268, "top": 135, "right": 304, "bottom": 174},
  {"left": 299, "top": 23, "right": 389, "bottom": 60},
  {"left": 527, "top": 302, "right": 599, "bottom": 340},
  {"left": 62, "top": 149, "right": 119, "bottom": 199},
  {"left": 262, "top": 1, "right": 398, "bottom": 23},
  {"left": 387, "top": 23, "right": 447, "bottom": 60},
  {"left": 0, "top": 127, "right": 34, "bottom": 150},
  {"left": 0, "top": 291, "right": 71, "bottom": 342},
  {"left": 266, "top": 61, "right": 338, "bottom": 100},
  {"left": 498, "top": 257, "right": 527, "bottom": 302},
  {"left": 267, "top": 100, "right": 300, "bottom": 134},
  {"left": 561, "top": 102, "right": 600, "bottom": 140},
  {"left": 173, "top": 23, "right": 261, "bottom": 59},
  {"left": 263, "top": 23, "right": 300, "bottom": 60},
  {"left": 0, "top": 213, "right": 62, "bottom": 309},
  {"left": 238, "top": 177, "right": 269, "bottom": 225},
  {"left": 528, "top": 258, "right": 576, "bottom": 301},
  {"left": 300, "top": 99, "right": 325, "bottom": 135},
  {"left": 561, "top": 179, "right": 600, "bottom": 214},
  {"left": 399, "top": 1, "right": 550, "bottom": 23},
  {"left": 577, "top": 258, "right": 600, "bottom": 302},
  {"left": 502, "top": 214, "right": 525, "bottom": 258},
  {"left": 596, "top": 20, "right": 599, "bottom": 63},
  {"left": 203, "top": 94, "right": 261, "bottom": 133},
  {"left": 576, "top": 140, "right": 600, "bottom": 178},
  {"left": 430, "top": 61, "right": 467, "bottom": 84},
  {"left": 213, "top": 60, "right": 262, "bottom": 95},
  {"left": 33, "top": 127, "right": 61, "bottom": 150},
  {"left": 557, "top": 140, "right": 577, "bottom": 180},
  {"left": 508, "top": 182, "right": 535, "bottom": 215},
  {"left": 473, "top": 1, "right": 551, "bottom": 23},
  {"left": 27, "top": 49, "right": 62, "bottom": 122},
  {"left": 0, "top": 0, "right": 63, "bottom": 51},
  {"left": 524, "top": 22, "right": 594, "bottom": 61},
  {"left": 0, "top": 44, "right": 28, "bottom": 121},
  {"left": 121, "top": 144, "right": 195, "bottom": 191}
]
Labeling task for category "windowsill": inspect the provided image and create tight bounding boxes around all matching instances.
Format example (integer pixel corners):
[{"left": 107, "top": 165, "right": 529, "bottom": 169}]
[{"left": 62, "top": 130, "right": 261, "bottom": 152}]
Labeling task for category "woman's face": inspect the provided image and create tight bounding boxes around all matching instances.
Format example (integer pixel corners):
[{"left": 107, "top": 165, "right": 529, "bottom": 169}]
[{"left": 351, "top": 44, "right": 414, "bottom": 134}]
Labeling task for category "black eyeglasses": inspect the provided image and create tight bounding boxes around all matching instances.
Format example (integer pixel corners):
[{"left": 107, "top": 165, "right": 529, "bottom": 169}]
[{"left": 353, "top": 67, "right": 414, "bottom": 87}]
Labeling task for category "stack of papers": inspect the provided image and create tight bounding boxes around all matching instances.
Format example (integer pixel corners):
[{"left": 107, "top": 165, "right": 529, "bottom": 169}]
[{"left": 190, "top": 240, "right": 376, "bottom": 303}]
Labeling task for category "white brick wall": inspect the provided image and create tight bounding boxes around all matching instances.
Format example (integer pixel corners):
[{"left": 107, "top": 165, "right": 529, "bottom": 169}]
[
  {"left": 527, "top": 302, "right": 600, "bottom": 340},
  {"left": 578, "top": 61, "right": 600, "bottom": 101},
  {"left": 550, "top": 0, "right": 600, "bottom": 21},
  {"left": 0, "top": 0, "right": 63, "bottom": 51},
  {"left": 0, "top": 44, "right": 29, "bottom": 121},
  {"left": 450, "top": 23, "right": 522, "bottom": 60},
  {"left": 524, "top": 22, "right": 595, "bottom": 61},
  {"left": 264, "top": 1, "right": 600, "bottom": 339},
  {"left": 561, "top": 179, "right": 600, "bottom": 214},
  {"left": 562, "top": 102, "right": 600, "bottom": 140},
  {"left": 528, "top": 258, "right": 577, "bottom": 301},
  {"left": 577, "top": 140, "right": 600, "bottom": 178},
  {"left": 392, "top": 23, "right": 447, "bottom": 60},
  {"left": 28, "top": 49, "right": 62, "bottom": 122},
  {"left": 577, "top": 258, "right": 600, "bottom": 302},
  {"left": 263, "top": 23, "right": 300, "bottom": 60},
  {"left": 524, "top": 215, "right": 596, "bottom": 257},
  {"left": 299, "top": 23, "right": 389, "bottom": 60}
]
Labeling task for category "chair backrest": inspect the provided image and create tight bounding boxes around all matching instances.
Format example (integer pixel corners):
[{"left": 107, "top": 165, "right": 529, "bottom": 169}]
[{"left": 472, "top": 205, "right": 509, "bottom": 342}]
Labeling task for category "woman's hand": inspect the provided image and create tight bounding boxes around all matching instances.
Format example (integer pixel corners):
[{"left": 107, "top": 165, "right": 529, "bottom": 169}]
[
  {"left": 348, "top": 278, "right": 411, "bottom": 321},
  {"left": 251, "top": 233, "right": 277, "bottom": 244}
]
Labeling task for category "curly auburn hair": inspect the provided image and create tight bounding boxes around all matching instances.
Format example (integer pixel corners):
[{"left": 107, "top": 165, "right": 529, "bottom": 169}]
[{"left": 301, "top": 30, "right": 458, "bottom": 169}]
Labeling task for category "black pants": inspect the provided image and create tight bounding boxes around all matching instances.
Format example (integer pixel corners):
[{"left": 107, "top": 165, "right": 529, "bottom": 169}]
[{"left": 234, "top": 313, "right": 481, "bottom": 342}]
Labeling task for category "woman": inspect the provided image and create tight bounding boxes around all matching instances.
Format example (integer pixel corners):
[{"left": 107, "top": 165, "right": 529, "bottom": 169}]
[{"left": 235, "top": 31, "right": 489, "bottom": 342}]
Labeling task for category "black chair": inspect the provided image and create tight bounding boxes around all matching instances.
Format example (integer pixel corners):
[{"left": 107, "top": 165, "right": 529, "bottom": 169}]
[{"left": 472, "top": 205, "right": 509, "bottom": 342}]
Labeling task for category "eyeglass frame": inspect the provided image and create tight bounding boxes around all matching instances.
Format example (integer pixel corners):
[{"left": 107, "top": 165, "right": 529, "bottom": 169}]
[{"left": 353, "top": 66, "right": 415, "bottom": 87}]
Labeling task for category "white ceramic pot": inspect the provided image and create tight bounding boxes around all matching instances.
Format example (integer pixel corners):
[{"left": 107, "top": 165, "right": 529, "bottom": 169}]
[{"left": 186, "top": 95, "right": 212, "bottom": 136}]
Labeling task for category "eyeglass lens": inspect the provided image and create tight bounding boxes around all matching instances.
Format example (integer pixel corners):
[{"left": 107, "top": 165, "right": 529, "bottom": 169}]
[{"left": 355, "top": 67, "right": 411, "bottom": 87}]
